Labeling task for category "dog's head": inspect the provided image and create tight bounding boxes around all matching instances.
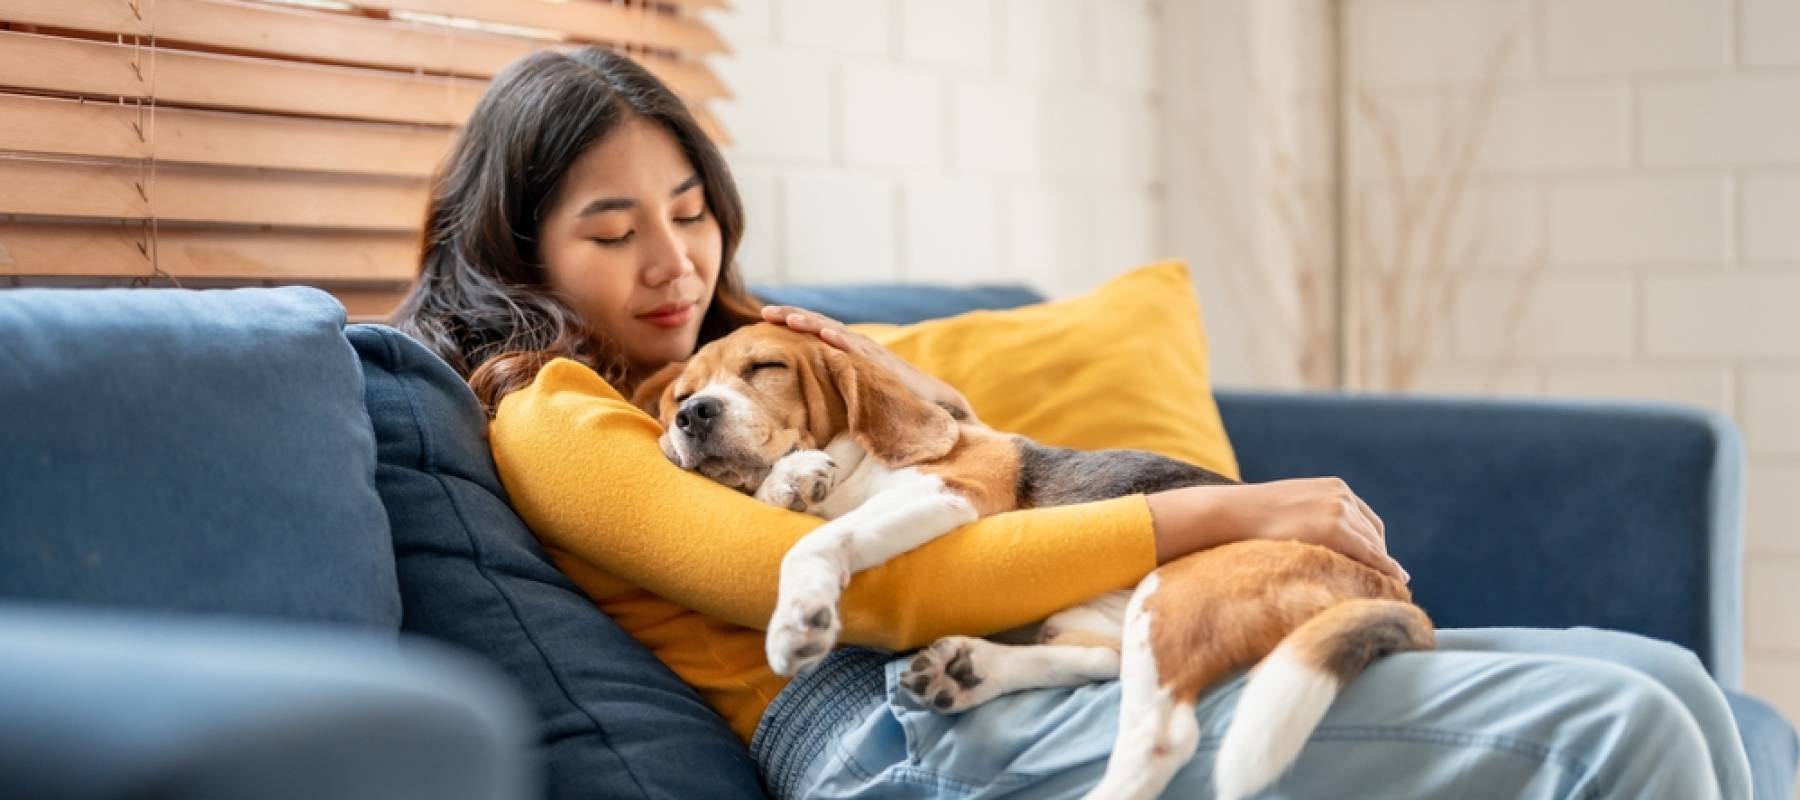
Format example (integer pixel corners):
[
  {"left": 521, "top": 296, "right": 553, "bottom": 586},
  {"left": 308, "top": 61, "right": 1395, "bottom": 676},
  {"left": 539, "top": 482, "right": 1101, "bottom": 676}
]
[{"left": 632, "top": 323, "right": 958, "bottom": 491}]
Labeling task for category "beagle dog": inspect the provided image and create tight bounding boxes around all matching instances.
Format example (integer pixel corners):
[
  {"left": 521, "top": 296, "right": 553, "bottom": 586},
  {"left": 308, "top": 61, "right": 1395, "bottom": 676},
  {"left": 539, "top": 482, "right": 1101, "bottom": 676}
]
[{"left": 636, "top": 323, "right": 1432, "bottom": 800}]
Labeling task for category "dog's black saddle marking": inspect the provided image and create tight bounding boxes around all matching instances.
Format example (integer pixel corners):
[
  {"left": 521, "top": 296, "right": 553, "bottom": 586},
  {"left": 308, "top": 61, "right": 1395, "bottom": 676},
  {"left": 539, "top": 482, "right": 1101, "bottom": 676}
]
[{"left": 1015, "top": 439, "right": 1238, "bottom": 509}]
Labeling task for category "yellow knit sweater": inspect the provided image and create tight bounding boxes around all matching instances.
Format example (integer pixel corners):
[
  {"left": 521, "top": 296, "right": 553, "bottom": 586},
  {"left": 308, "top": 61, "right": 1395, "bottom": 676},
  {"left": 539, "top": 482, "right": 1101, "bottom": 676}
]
[{"left": 489, "top": 358, "right": 1158, "bottom": 742}]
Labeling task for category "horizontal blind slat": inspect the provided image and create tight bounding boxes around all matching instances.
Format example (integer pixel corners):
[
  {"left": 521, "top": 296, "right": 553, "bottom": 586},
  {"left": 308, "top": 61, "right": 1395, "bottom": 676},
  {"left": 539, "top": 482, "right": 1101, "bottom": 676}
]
[
  {"left": 0, "top": 159, "right": 428, "bottom": 229},
  {"left": 0, "top": 30, "right": 485, "bottom": 124},
  {"left": 355, "top": 0, "right": 729, "bottom": 54},
  {"left": 0, "top": 222, "right": 420, "bottom": 281},
  {"left": 0, "top": 0, "right": 729, "bottom": 99},
  {"left": 0, "top": 94, "right": 454, "bottom": 177}
]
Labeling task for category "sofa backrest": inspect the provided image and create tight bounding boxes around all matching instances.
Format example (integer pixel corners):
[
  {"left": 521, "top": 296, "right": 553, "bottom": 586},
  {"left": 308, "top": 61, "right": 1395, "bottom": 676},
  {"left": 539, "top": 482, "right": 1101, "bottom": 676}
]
[{"left": 0, "top": 287, "right": 399, "bottom": 628}]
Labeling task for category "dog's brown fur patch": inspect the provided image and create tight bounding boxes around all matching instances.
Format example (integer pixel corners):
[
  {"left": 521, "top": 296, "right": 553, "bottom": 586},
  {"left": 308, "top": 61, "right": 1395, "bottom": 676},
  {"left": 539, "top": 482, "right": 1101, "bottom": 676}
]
[{"left": 1141, "top": 541, "right": 1414, "bottom": 702}]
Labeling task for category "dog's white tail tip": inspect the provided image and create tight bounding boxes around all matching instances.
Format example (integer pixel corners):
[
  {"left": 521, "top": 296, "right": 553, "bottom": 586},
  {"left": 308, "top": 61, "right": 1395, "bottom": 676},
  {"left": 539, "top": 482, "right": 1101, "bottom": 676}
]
[{"left": 1213, "top": 651, "right": 1339, "bottom": 800}]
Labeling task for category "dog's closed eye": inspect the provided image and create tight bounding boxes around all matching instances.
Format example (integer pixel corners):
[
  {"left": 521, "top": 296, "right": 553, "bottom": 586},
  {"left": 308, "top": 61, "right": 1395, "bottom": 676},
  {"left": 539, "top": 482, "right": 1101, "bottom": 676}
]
[{"left": 744, "top": 360, "right": 788, "bottom": 378}]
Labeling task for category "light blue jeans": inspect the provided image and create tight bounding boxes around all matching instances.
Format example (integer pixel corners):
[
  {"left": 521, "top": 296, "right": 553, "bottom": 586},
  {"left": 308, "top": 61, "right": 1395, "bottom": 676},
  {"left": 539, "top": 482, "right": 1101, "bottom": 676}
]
[{"left": 752, "top": 628, "right": 1753, "bottom": 799}]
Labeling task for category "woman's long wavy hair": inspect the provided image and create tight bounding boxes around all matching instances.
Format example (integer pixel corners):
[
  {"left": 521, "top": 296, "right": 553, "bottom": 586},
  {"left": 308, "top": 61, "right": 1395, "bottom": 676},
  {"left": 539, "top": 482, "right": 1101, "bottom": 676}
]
[{"left": 392, "top": 46, "right": 761, "bottom": 413}]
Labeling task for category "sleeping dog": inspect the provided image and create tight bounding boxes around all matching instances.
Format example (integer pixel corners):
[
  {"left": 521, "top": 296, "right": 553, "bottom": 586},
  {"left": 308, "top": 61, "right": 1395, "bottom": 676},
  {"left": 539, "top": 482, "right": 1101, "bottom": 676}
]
[{"left": 636, "top": 323, "right": 1433, "bottom": 800}]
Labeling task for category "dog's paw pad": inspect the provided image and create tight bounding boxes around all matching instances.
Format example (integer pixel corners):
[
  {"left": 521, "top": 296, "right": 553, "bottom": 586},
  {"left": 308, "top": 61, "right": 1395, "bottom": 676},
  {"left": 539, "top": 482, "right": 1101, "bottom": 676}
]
[
  {"left": 900, "top": 636, "right": 992, "bottom": 713},
  {"left": 757, "top": 452, "right": 838, "bottom": 512},
  {"left": 766, "top": 594, "right": 842, "bottom": 677}
]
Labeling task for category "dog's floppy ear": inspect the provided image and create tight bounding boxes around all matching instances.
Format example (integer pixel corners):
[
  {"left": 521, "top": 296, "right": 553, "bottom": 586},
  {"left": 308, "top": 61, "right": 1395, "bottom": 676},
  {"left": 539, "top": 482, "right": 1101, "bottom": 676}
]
[
  {"left": 631, "top": 362, "right": 684, "bottom": 420},
  {"left": 823, "top": 349, "right": 958, "bottom": 467},
  {"left": 794, "top": 349, "right": 847, "bottom": 449}
]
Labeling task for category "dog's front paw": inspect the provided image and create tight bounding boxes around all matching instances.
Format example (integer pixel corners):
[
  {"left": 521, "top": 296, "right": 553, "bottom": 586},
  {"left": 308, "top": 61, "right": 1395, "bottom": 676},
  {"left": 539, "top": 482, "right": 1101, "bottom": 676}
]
[
  {"left": 755, "top": 450, "right": 838, "bottom": 512},
  {"left": 766, "top": 587, "right": 842, "bottom": 677},
  {"left": 901, "top": 636, "right": 998, "bottom": 713}
]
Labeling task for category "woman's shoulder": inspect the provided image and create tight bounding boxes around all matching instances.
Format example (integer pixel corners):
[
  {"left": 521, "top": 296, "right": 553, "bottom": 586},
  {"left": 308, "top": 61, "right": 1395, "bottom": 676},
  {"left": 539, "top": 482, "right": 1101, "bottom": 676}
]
[{"left": 491, "top": 357, "right": 651, "bottom": 442}]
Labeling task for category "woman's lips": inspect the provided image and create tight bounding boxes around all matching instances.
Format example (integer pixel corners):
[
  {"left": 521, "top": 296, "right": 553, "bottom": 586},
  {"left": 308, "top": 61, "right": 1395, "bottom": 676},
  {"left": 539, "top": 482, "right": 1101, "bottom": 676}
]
[{"left": 638, "top": 302, "right": 695, "bottom": 329}]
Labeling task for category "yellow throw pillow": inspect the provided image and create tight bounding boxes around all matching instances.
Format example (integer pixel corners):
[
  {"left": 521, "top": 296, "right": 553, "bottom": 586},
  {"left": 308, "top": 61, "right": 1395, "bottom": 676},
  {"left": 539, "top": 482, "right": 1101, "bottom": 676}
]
[{"left": 853, "top": 260, "right": 1240, "bottom": 480}]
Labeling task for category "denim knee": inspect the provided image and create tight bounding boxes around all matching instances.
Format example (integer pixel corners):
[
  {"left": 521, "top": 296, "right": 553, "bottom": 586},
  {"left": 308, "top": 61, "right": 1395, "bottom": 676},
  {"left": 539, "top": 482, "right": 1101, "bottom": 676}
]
[
  {"left": 1537, "top": 655, "right": 1717, "bottom": 798},
  {"left": 1564, "top": 627, "right": 1711, "bottom": 693}
]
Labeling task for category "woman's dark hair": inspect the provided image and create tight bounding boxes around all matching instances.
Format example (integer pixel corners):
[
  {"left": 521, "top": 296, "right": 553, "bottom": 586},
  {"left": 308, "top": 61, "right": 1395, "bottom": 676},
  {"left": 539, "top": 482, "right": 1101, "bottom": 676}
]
[{"left": 392, "top": 46, "right": 760, "bottom": 413}]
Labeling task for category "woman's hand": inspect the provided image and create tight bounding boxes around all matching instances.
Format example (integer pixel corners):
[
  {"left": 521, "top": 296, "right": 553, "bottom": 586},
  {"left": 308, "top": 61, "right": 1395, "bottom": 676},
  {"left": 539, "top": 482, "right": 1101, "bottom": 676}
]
[
  {"left": 761, "top": 305, "right": 978, "bottom": 422},
  {"left": 1147, "top": 478, "right": 1409, "bottom": 583}
]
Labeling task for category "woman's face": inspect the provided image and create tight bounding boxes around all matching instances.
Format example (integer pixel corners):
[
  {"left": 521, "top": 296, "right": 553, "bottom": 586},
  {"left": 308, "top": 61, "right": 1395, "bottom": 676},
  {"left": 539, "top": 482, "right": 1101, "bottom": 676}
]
[{"left": 539, "top": 114, "right": 722, "bottom": 384}]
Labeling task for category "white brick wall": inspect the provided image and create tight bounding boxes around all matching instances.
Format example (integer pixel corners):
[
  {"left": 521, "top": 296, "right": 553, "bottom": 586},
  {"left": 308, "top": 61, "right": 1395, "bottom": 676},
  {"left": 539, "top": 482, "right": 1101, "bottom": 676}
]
[
  {"left": 1744, "top": 369, "right": 1800, "bottom": 456},
  {"left": 1742, "top": 173, "right": 1800, "bottom": 262},
  {"left": 1542, "top": 0, "right": 1728, "bottom": 75},
  {"left": 709, "top": 0, "right": 1163, "bottom": 291},
  {"left": 1547, "top": 176, "right": 1732, "bottom": 265},
  {"left": 1326, "top": 0, "right": 1800, "bottom": 741},
  {"left": 1744, "top": 0, "right": 1800, "bottom": 66}
]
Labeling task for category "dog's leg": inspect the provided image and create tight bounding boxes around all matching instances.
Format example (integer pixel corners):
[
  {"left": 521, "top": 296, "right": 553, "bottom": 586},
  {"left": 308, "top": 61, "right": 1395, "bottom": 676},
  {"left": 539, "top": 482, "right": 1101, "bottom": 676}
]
[
  {"left": 1084, "top": 574, "right": 1211, "bottom": 800},
  {"left": 901, "top": 589, "right": 1132, "bottom": 711},
  {"left": 900, "top": 636, "right": 1122, "bottom": 712},
  {"left": 766, "top": 473, "right": 977, "bottom": 676}
]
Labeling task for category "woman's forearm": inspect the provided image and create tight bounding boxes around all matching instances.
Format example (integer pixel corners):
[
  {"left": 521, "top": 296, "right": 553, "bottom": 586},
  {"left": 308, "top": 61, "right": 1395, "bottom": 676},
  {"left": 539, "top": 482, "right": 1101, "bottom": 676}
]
[
  {"left": 1146, "top": 481, "right": 1409, "bottom": 582},
  {"left": 1147, "top": 488, "right": 1233, "bottom": 564}
]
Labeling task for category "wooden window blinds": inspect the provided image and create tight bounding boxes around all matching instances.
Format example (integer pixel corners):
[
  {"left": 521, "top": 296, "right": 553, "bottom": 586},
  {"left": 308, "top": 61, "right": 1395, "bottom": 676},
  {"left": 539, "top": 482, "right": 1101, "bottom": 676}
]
[{"left": 0, "top": 0, "right": 731, "bottom": 320}]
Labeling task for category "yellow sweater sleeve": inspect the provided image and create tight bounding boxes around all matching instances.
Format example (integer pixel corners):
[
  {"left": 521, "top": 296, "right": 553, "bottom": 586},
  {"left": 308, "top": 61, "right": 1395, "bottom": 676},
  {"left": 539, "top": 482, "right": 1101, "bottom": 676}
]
[{"left": 490, "top": 358, "right": 1158, "bottom": 652}]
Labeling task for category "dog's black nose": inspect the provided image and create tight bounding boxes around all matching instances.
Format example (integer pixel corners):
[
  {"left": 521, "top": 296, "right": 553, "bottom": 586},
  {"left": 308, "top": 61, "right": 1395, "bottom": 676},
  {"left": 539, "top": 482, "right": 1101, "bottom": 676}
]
[{"left": 676, "top": 396, "right": 722, "bottom": 438}]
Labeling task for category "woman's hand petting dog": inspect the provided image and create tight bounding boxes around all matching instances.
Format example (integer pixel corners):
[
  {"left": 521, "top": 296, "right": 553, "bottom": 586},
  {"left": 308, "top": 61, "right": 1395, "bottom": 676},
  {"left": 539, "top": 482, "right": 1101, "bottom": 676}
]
[
  {"left": 762, "top": 305, "right": 977, "bottom": 423},
  {"left": 1148, "top": 478, "right": 1409, "bottom": 584}
]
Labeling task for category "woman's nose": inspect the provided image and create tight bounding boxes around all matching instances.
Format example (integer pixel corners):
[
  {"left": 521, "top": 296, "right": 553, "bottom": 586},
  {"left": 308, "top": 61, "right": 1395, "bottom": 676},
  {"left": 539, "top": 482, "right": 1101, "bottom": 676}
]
[{"left": 641, "top": 221, "right": 691, "bottom": 286}]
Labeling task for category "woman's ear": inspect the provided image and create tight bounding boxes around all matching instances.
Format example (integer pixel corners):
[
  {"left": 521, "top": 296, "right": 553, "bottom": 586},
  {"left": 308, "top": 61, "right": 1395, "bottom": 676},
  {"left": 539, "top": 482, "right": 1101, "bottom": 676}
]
[
  {"left": 631, "top": 362, "right": 684, "bottom": 420},
  {"left": 824, "top": 349, "right": 958, "bottom": 467}
]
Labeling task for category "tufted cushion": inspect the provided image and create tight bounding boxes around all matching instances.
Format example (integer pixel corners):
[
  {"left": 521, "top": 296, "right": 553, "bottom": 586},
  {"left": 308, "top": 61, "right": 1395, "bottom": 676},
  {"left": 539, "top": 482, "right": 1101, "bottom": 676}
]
[
  {"left": 348, "top": 325, "right": 763, "bottom": 800},
  {"left": 0, "top": 287, "right": 398, "bottom": 628}
]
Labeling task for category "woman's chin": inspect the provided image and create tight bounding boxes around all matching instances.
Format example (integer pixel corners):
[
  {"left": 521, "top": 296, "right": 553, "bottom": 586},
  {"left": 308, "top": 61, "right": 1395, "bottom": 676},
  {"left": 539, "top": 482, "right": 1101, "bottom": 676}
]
[{"left": 629, "top": 331, "right": 700, "bottom": 368}]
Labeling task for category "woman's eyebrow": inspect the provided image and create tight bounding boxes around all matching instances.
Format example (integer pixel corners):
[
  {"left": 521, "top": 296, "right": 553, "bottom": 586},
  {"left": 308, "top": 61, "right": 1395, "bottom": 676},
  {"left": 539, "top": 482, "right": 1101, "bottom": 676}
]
[{"left": 576, "top": 175, "right": 703, "bottom": 217}]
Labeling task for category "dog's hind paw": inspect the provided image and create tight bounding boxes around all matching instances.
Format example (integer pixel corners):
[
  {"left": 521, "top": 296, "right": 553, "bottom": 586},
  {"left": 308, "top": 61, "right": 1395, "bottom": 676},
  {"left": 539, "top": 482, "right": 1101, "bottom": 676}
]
[{"left": 902, "top": 636, "right": 998, "bottom": 713}]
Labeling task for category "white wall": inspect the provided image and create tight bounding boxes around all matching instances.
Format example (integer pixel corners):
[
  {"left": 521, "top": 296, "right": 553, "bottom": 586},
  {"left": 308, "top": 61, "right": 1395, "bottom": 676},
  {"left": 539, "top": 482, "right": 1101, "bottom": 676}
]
[{"left": 705, "top": 0, "right": 1166, "bottom": 299}]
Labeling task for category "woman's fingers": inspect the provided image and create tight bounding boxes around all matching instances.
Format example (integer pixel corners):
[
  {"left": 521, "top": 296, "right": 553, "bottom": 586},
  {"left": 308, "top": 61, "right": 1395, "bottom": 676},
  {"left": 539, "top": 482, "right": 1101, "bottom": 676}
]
[
  {"left": 1340, "top": 525, "right": 1409, "bottom": 584},
  {"left": 762, "top": 305, "right": 843, "bottom": 332},
  {"left": 763, "top": 305, "right": 879, "bottom": 356},
  {"left": 1326, "top": 499, "right": 1405, "bottom": 583},
  {"left": 1350, "top": 491, "right": 1386, "bottom": 540},
  {"left": 1339, "top": 489, "right": 1403, "bottom": 581}
]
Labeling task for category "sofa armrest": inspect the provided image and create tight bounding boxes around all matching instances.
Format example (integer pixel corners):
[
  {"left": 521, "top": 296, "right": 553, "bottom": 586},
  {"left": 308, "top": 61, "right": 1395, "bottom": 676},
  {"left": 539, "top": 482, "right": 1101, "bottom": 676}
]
[
  {"left": 1214, "top": 390, "right": 1744, "bottom": 687},
  {"left": 0, "top": 605, "right": 536, "bottom": 800}
]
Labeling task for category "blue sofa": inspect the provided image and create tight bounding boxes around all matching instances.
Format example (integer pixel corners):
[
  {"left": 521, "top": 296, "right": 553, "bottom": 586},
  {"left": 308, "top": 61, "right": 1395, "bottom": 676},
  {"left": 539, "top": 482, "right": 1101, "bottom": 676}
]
[{"left": 0, "top": 283, "right": 1793, "bottom": 799}]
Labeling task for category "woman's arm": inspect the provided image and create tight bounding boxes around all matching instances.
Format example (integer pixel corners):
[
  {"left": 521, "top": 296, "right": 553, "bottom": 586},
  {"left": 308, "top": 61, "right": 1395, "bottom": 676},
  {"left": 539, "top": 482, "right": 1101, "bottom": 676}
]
[{"left": 491, "top": 358, "right": 1153, "bottom": 652}]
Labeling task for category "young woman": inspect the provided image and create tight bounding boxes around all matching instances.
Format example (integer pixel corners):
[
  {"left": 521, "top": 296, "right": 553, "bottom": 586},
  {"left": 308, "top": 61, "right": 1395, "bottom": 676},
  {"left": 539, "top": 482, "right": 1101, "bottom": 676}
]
[{"left": 393, "top": 47, "right": 1751, "bottom": 798}]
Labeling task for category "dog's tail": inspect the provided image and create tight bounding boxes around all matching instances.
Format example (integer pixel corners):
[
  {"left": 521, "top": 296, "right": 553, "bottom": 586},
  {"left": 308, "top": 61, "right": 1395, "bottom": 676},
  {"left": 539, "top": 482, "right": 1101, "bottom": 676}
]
[{"left": 1213, "top": 599, "right": 1434, "bottom": 800}]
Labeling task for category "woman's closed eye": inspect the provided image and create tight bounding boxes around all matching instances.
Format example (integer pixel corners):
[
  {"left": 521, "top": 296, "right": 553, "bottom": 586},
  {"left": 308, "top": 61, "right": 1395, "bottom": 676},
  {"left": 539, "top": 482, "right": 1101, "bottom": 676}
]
[{"left": 591, "top": 211, "right": 705, "bottom": 247}]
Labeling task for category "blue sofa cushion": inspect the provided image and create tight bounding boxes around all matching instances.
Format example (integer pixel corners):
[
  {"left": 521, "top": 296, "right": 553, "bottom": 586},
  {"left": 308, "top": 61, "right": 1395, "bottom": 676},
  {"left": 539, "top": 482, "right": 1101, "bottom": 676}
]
[
  {"left": 348, "top": 325, "right": 763, "bottom": 800},
  {"left": 0, "top": 288, "right": 398, "bottom": 628},
  {"left": 753, "top": 283, "right": 1045, "bottom": 325}
]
